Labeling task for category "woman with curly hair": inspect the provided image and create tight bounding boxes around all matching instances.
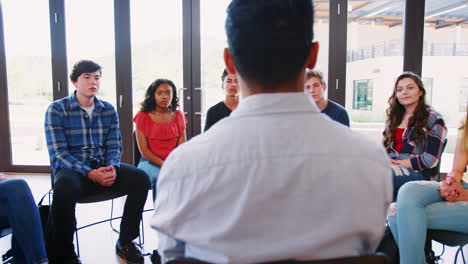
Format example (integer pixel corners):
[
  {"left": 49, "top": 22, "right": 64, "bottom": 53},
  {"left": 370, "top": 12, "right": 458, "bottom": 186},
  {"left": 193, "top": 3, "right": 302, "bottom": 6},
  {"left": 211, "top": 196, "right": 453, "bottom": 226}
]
[
  {"left": 133, "top": 79, "right": 186, "bottom": 202},
  {"left": 388, "top": 108, "right": 468, "bottom": 264},
  {"left": 383, "top": 72, "right": 447, "bottom": 200}
]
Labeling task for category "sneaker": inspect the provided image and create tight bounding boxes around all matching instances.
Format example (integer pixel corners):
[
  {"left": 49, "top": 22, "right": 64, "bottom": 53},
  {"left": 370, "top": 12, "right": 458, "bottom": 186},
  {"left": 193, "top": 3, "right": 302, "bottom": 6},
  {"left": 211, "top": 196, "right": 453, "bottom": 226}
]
[
  {"left": 150, "top": 250, "right": 161, "bottom": 264},
  {"left": 116, "top": 241, "right": 144, "bottom": 264}
]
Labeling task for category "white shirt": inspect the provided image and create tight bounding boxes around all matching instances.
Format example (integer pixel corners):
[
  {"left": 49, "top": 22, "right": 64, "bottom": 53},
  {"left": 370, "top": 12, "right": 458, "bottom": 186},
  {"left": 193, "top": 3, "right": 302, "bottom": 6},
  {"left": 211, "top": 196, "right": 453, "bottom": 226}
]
[{"left": 152, "top": 92, "right": 392, "bottom": 264}]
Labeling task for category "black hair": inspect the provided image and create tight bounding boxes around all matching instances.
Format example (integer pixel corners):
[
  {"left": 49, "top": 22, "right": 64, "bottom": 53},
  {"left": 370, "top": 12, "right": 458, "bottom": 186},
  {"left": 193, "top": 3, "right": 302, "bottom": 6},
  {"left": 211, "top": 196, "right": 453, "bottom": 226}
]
[
  {"left": 140, "top": 79, "right": 179, "bottom": 112},
  {"left": 225, "top": 0, "right": 314, "bottom": 88},
  {"left": 70, "top": 60, "right": 102, "bottom": 82},
  {"left": 221, "top": 69, "right": 229, "bottom": 82}
]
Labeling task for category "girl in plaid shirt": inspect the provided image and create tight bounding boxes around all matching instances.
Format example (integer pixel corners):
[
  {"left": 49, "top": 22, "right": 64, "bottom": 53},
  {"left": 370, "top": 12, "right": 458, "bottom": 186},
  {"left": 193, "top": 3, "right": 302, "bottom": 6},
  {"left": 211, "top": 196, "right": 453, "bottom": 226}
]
[{"left": 383, "top": 72, "right": 447, "bottom": 200}]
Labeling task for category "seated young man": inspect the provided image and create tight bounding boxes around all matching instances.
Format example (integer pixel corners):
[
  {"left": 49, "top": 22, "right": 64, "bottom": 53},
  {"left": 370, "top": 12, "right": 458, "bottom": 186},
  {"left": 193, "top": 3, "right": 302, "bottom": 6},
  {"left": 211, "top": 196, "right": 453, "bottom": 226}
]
[
  {"left": 151, "top": 1, "right": 392, "bottom": 263},
  {"left": 44, "top": 60, "right": 150, "bottom": 264},
  {"left": 304, "top": 69, "right": 350, "bottom": 127}
]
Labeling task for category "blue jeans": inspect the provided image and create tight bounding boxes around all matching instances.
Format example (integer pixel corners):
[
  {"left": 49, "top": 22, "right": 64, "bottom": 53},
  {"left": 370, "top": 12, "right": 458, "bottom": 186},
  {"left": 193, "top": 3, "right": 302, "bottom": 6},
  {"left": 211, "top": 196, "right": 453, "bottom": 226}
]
[
  {"left": 0, "top": 179, "right": 48, "bottom": 264},
  {"left": 388, "top": 180, "right": 468, "bottom": 264},
  {"left": 137, "top": 157, "right": 160, "bottom": 202},
  {"left": 391, "top": 165, "right": 427, "bottom": 200}
]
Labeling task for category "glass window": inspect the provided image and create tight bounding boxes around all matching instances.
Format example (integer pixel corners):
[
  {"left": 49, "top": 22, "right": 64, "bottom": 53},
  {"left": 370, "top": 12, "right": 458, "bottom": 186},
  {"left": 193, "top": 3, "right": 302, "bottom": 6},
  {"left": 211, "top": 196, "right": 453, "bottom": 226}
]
[
  {"left": 200, "top": 0, "right": 231, "bottom": 131},
  {"left": 459, "top": 78, "right": 468, "bottom": 112},
  {"left": 65, "top": 0, "right": 116, "bottom": 106},
  {"left": 130, "top": 0, "right": 183, "bottom": 117},
  {"left": 422, "top": 78, "right": 433, "bottom": 105},
  {"left": 3, "top": 0, "right": 52, "bottom": 165},
  {"left": 346, "top": 0, "right": 405, "bottom": 142},
  {"left": 422, "top": 1, "right": 468, "bottom": 172},
  {"left": 200, "top": 1, "right": 329, "bottom": 131},
  {"left": 353, "top": 80, "right": 373, "bottom": 111}
]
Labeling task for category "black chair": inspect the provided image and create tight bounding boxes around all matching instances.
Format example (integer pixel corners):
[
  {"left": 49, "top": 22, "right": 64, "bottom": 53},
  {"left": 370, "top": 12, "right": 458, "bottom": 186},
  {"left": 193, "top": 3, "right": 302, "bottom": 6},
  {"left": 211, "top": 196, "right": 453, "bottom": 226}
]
[
  {"left": 48, "top": 168, "right": 144, "bottom": 256},
  {"left": 425, "top": 229, "right": 468, "bottom": 264},
  {"left": 430, "top": 139, "right": 448, "bottom": 182},
  {"left": 166, "top": 254, "right": 388, "bottom": 264},
  {"left": 133, "top": 130, "right": 158, "bottom": 203},
  {"left": 0, "top": 227, "right": 12, "bottom": 264}
]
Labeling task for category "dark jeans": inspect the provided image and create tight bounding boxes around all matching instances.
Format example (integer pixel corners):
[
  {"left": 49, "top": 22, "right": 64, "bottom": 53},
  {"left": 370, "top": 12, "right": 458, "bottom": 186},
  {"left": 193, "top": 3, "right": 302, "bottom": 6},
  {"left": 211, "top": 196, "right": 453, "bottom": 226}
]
[
  {"left": 46, "top": 163, "right": 150, "bottom": 259},
  {"left": 391, "top": 166, "right": 427, "bottom": 201},
  {"left": 0, "top": 179, "right": 48, "bottom": 264}
]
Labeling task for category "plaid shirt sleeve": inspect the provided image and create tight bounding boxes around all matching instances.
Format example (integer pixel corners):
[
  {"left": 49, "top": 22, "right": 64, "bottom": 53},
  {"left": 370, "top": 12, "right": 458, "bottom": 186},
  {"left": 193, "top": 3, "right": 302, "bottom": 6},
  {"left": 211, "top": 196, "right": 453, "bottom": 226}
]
[
  {"left": 104, "top": 107, "right": 122, "bottom": 169},
  {"left": 44, "top": 102, "right": 93, "bottom": 176},
  {"left": 410, "top": 117, "right": 447, "bottom": 171}
]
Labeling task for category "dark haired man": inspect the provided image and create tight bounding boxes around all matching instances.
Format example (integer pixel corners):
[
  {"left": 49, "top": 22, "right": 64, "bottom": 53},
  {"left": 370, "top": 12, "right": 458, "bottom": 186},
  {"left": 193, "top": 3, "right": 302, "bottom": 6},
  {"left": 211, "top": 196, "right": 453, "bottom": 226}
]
[
  {"left": 152, "top": 1, "right": 391, "bottom": 263},
  {"left": 44, "top": 60, "right": 149, "bottom": 264},
  {"left": 204, "top": 69, "right": 239, "bottom": 131}
]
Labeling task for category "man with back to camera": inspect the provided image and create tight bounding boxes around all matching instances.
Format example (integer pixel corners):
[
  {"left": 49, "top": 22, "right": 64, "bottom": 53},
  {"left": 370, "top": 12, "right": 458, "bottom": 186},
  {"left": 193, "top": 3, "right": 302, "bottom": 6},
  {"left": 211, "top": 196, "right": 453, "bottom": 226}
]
[
  {"left": 304, "top": 69, "right": 350, "bottom": 126},
  {"left": 44, "top": 60, "right": 149, "bottom": 264},
  {"left": 151, "top": 1, "right": 392, "bottom": 263}
]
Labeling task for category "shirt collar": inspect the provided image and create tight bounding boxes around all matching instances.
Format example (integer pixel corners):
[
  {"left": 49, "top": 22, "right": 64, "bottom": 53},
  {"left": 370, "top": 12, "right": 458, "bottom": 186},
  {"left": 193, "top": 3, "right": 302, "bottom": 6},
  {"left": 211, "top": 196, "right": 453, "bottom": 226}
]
[
  {"left": 70, "top": 91, "right": 105, "bottom": 112},
  {"left": 230, "top": 92, "right": 320, "bottom": 118}
]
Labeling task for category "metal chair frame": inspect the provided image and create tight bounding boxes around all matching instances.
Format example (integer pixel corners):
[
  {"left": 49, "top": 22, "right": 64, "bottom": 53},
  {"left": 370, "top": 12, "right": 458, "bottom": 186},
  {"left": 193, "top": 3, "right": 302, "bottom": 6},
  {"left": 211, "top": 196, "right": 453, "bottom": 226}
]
[{"left": 0, "top": 227, "right": 13, "bottom": 264}]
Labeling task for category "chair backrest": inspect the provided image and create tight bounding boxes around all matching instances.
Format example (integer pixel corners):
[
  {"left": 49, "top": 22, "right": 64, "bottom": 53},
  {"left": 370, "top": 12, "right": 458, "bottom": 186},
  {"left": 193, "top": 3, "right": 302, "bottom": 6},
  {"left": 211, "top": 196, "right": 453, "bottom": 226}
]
[
  {"left": 133, "top": 130, "right": 142, "bottom": 167},
  {"left": 0, "top": 227, "right": 12, "bottom": 239},
  {"left": 427, "top": 229, "right": 468, "bottom": 247},
  {"left": 432, "top": 138, "right": 448, "bottom": 182},
  {"left": 167, "top": 254, "right": 388, "bottom": 264}
]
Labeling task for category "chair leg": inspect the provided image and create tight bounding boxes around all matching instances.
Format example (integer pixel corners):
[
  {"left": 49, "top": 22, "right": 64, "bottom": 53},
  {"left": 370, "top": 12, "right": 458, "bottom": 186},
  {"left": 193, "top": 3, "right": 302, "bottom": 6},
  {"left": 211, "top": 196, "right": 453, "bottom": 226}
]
[
  {"left": 454, "top": 246, "right": 466, "bottom": 264},
  {"left": 75, "top": 229, "right": 80, "bottom": 257},
  {"left": 109, "top": 199, "right": 119, "bottom": 234}
]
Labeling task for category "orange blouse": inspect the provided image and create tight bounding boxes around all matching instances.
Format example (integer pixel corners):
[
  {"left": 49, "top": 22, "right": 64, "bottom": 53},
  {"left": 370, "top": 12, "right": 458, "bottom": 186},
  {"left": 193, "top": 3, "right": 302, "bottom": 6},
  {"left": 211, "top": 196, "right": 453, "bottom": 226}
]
[{"left": 133, "top": 110, "right": 187, "bottom": 160}]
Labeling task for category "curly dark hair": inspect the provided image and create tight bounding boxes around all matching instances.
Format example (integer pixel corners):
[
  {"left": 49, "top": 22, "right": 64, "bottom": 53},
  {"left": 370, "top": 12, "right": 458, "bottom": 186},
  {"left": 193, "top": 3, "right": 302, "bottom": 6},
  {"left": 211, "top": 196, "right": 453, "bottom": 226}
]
[
  {"left": 140, "top": 79, "right": 179, "bottom": 112},
  {"left": 383, "top": 72, "right": 429, "bottom": 149}
]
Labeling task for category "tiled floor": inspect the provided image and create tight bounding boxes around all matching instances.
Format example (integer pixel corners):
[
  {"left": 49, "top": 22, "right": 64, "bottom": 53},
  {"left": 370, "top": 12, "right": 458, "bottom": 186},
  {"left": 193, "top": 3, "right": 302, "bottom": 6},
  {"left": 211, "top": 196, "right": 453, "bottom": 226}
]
[{"left": 1, "top": 173, "right": 467, "bottom": 263}]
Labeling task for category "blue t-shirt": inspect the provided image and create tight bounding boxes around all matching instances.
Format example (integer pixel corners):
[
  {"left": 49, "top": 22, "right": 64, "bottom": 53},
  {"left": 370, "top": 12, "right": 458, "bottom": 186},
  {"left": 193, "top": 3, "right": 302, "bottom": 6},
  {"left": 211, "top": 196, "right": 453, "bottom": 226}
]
[{"left": 322, "top": 100, "right": 350, "bottom": 127}]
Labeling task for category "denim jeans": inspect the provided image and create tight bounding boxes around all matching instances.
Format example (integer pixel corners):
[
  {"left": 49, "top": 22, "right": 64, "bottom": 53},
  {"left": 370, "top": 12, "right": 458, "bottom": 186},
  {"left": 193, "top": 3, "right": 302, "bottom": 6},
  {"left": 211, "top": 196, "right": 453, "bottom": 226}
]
[
  {"left": 137, "top": 157, "right": 161, "bottom": 202},
  {"left": 0, "top": 179, "right": 48, "bottom": 264},
  {"left": 47, "top": 163, "right": 150, "bottom": 260},
  {"left": 391, "top": 165, "right": 427, "bottom": 200},
  {"left": 388, "top": 180, "right": 468, "bottom": 264}
]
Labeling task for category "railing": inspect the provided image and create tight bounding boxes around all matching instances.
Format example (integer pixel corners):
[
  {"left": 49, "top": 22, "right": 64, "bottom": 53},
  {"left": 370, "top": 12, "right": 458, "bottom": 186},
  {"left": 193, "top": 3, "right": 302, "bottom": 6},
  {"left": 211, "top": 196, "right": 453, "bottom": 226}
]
[{"left": 347, "top": 41, "right": 468, "bottom": 62}]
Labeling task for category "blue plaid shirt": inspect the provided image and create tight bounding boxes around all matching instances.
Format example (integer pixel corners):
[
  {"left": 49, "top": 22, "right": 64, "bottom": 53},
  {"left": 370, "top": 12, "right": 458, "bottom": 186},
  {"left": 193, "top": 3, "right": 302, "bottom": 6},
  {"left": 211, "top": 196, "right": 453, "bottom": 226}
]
[{"left": 45, "top": 92, "right": 122, "bottom": 176}]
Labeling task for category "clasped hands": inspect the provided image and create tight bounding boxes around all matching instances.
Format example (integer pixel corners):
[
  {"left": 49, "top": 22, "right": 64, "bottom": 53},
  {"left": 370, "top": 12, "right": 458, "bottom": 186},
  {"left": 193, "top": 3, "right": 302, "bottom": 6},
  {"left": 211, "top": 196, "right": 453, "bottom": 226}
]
[
  {"left": 440, "top": 175, "right": 463, "bottom": 202},
  {"left": 88, "top": 166, "right": 116, "bottom": 186}
]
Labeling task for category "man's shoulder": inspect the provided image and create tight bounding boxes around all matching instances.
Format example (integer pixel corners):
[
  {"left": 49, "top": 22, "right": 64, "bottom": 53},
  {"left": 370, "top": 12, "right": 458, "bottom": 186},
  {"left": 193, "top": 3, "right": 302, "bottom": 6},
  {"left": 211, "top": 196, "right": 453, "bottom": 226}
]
[
  {"left": 207, "top": 101, "right": 227, "bottom": 113},
  {"left": 95, "top": 97, "right": 115, "bottom": 111},
  {"left": 326, "top": 100, "right": 347, "bottom": 112},
  {"left": 47, "top": 96, "right": 72, "bottom": 112}
]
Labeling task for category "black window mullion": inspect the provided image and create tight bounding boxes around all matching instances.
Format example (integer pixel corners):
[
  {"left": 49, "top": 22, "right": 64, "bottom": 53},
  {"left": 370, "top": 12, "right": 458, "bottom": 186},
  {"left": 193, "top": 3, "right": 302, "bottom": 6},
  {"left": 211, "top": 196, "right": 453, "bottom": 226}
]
[
  {"left": 0, "top": 1, "right": 12, "bottom": 172},
  {"left": 50, "top": 0, "right": 68, "bottom": 101},
  {"left": 402, "top": 0, "right": 425, "bottom": 76},
  {"left": 191, "top": 0, "right": 201, "bottom": 137},
  {"left": 182, "top": 0, "right": 200, "bottom": 139},
  {"left": 328, "top": 0, "right": 348, "bottom": 107},
  {"left": 114, "top": 0, "right": 133, "bottom": 164}
]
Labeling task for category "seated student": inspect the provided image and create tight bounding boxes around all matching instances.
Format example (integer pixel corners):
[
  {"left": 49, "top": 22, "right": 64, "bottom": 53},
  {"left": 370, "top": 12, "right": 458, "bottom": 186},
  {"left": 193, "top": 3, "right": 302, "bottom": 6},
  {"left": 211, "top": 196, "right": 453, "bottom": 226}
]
[
  {"left": 133, "top": 78, "right": 187, "bottom": 202},
  {"left": 304, "top": 69, "right": 349, "bottom": 126},
  {"left": 44, "top": 60, "right": 149, "bottom": 264},
  {"left": 383, "top": 72, "right": 447, "bottom": 199},
  {"left": 0, "top": 177, "right": 48, "bottom": 264},
  {"left": 204, "top": 69, "right": 239, "bottom": 131},
  {"left": 388, "top": 110, "right": 468, "bottom": 264},
  {"left": 151, "top": 1, "right": 392, "bottom": 263}
]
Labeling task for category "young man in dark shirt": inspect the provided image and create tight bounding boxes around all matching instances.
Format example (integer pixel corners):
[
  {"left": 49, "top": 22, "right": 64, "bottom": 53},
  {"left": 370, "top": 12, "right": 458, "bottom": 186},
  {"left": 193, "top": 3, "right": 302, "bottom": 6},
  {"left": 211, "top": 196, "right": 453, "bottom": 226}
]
[
  {"left": 204, "top": 69, "right": 239, "bottom": 131},
  {"left": 304, "top": 69, "right": 350, "bottom": 126}
]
